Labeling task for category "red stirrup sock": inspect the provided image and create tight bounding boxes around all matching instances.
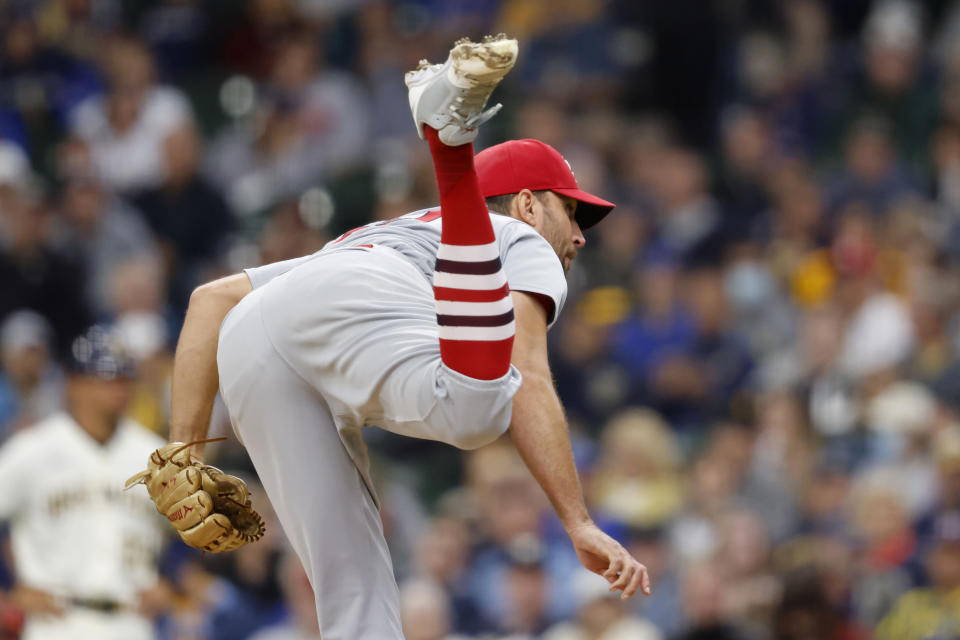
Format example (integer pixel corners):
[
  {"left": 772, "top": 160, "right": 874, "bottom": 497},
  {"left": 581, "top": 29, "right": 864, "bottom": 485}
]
[{"left": 425, "top": 126, "right": 514, "bottom": 380}]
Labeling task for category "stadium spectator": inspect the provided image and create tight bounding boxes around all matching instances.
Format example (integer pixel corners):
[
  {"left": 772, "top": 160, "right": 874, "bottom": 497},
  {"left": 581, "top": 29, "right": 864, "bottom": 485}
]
[
  {"left": 715, "top": 106, "right": 777, "bottom": 237},
  {"left": 625, "top": 527, "right": 684, "bottom": 638},
  {"left": 132, "top": 124, "right": 234, "bottom": 312},
  {"left": 50, "top": 150, "right": 158, "bottom": 318},
  {"left": 247, "top": 550, "right": 321, "bottom": 640},
  {"left": 500, "top": 537, "right": 552, "bottom": 638},
  {"left": 550, "top": 289, "right": 633, "bottom": 425},
  {"left": 206, "top": 26, "right": 370, "bottom": 217},
  {"left": 70, "top": 35, "right": 193, "bottom": 194},
  {"left": 607, "top": 252, "right": 695, "bottom": 415},
  {"left": 0, "top": 142, "right": 90, "bottom": 352},
  {"left": 410, "top": 517, "right": 485, "bottom": 634},
  {"left": 875, "top": 509, "right": 960, "bottom": 639},
  {"left": 587, "top": 408, "right": 683, "bottom": 530},
  {"left": 826, "top": 0, "right": 937, "bottom": 172},
  {"left": 773, "top": 569, "right": 869, "bottom": 640},
  {"left": 826, "top": 116, "right": 919, "bottom": 217},
  {"left": 138, "top": 0, "right": 213, "bottom": 81},
  {"left": 217, "top": 0, "right": 305, "bottom": 80},
  {"left": 465, "top": 445, "right": 574, "bottom": 630},
  {"left": 917, "top": 426, "right": 960, "bottom": 538},
  {"left": 847, "top": 482, "right": 915, "bottom": 628},
  {"left": 159, "top": 555, "right": 246, "bottom": 640},
  {"left": 543, "top": 568, "right": 661, "bottom": 640},
  {"left": 0, "top": 4, "right": 102, "bottom": 158},
  {"left": 645, "top": 148, "right": 723, "bottom": 265},
  {"left": 398, "top": 578, "right": 463, "bottom": 640},
  {"left": 715, "top": 508, "right": 781, "bottom": 629},
  {"left": 114, "top": 311, "right": 171, "bottom": 435},
  {"left": 0, "top": 311, "right": 63, "bottom": 437},
  {"left": 675, "top": 562, "right": 757, "bottom": 640},
  {"left": 32, "top": 0, "right": 122, "bottom": 64}
]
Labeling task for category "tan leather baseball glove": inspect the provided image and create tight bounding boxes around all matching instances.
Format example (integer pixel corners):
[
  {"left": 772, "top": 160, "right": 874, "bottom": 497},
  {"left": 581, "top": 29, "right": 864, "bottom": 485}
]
[{"left": 125, "top": 440, "right": 265, "bottom": 552}]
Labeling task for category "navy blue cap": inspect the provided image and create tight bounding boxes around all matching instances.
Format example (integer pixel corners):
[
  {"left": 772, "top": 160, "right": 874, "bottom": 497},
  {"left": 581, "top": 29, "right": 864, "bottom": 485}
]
[{"left": 68, "top": 325, "right": 136, "bottom": 381}]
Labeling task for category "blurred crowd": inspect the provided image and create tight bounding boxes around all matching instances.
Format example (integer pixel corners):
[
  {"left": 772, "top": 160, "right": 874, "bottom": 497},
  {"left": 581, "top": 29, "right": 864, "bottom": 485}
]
[{"left": 5, "top": 0, "right": 960, "bottom": 638}]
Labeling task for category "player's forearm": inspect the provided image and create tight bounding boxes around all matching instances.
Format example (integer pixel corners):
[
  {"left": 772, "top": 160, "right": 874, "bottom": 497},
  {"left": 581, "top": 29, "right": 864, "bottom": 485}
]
[
  {"left": 169, "top": 274, "right": 252, "bottom": 451},
  {"left": 509, "top": 371, "right": 591, "bottom": 532}
]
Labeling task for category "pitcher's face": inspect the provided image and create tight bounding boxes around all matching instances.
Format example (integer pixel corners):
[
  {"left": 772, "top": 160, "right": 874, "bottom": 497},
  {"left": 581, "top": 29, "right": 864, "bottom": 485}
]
[{"left": 533, "top": 191, "right": 585, "bottom": 273}]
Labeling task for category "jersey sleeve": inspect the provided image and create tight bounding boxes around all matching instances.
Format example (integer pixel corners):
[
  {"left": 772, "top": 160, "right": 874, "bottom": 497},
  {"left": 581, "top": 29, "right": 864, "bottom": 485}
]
[
  {"left": 244, "top": 254, "right": 318, "bottom": 289},
  {"left": 499, "top": 222, "right": 568, "bottom": 328}
]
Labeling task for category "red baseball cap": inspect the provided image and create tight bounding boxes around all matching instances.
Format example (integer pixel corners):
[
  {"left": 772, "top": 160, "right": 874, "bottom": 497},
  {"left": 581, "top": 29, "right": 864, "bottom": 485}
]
[{"left": 474, "top": 139, "right": 616, "bottom": 230}]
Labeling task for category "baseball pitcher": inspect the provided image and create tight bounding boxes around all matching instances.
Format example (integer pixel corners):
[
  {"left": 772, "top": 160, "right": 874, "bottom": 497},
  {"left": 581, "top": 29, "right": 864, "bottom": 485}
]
[{"left": 129, "top": 35, "right": 649, "bottom": 639}]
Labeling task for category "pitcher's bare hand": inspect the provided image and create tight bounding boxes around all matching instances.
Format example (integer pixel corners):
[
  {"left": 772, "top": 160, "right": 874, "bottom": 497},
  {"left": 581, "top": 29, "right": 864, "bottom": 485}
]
[{"left": 568, "top": 522, "right": 651, "bottom": 599}]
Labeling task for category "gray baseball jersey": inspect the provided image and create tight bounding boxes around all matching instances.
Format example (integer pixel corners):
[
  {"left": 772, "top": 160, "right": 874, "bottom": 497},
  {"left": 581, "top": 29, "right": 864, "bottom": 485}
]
[{"left": 245, "top": 208, "right": 567, "bottom": 327}]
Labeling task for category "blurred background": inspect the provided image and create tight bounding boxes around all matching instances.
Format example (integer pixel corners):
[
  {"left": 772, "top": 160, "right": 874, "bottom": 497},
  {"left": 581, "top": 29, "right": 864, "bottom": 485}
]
[{"left": 4, "top": 0, "right": 960, "bottom": 638}]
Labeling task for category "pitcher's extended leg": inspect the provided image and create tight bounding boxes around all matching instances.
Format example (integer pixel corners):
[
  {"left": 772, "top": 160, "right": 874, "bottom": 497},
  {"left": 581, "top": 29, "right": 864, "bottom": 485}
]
[
  {"left": 426, "top": 127, "right": 514, "bottom": 379},
  {"left": 406, "top": 36, "right": 519, "bottom": 380}
]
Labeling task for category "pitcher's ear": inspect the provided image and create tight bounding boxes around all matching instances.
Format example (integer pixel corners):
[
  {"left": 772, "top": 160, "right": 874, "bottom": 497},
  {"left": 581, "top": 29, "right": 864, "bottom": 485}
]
[{"left": 513, "top": 189, "right": 538, "bottom": 225}]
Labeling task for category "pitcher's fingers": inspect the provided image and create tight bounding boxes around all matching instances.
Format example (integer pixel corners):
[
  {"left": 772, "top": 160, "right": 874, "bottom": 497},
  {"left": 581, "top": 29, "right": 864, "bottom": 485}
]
[
  {"left": 642, "top": 565, "right": 652, "bottom": 595},
  {"left": 609, "top": 563, "right": 634, "bottom": 592},
  {"left": 603, "top": 557, "right": 624, "bottom": 583},
  {"left": 622, "top": 564, "right": 644, "bottom": 599}
]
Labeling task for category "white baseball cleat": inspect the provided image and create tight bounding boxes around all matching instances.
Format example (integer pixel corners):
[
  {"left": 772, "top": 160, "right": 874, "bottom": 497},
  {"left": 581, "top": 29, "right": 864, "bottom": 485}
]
[{"left": 405, "top": 34, "right": 519, "bottom": 146}]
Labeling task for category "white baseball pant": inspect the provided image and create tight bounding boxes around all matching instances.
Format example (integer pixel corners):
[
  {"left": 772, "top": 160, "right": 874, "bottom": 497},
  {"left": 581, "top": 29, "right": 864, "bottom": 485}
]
[{"left": 217, "top": 245, "right": 522, "bottom": 639}]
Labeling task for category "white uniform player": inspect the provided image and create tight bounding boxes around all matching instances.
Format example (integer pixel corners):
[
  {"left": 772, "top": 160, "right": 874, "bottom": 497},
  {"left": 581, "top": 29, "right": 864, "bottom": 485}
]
[
  {"left": 163, "top": 36, "right": 650, "bottom": 640},
  {"left": 0, "top": 329, "right": 167, "bottom": 640}
]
